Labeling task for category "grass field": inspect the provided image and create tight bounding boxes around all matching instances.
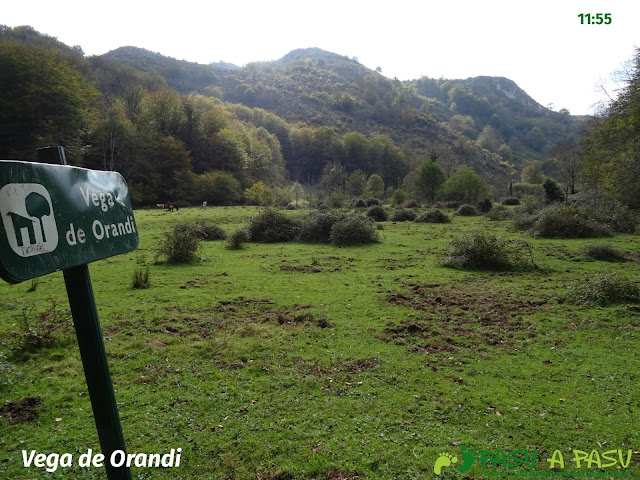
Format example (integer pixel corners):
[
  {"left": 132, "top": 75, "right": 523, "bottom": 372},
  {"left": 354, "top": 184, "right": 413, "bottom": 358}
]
[{"left": 1, "top": 206, "right": 639, "bottom": 479}]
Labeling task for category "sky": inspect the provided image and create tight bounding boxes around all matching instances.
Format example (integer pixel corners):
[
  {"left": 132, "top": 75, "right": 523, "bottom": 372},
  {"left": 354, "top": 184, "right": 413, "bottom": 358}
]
[{"left": 3, "top": 0, "right": 639, "bottom": 115}]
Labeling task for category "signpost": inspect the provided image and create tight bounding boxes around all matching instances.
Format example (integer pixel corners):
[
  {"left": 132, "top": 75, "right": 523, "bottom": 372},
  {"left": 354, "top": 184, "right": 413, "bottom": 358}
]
[{"left": 0, "top": 147, "right": 136, "bottom": 480}]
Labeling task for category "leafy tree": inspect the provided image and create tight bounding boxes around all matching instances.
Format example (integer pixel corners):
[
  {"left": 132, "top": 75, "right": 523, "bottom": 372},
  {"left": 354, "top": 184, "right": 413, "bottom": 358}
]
[
  {"left": 441, "top": 168, "right": 488, "bottom": 203},
  {"left": 346, "top": 169, "right": 369, "bottom": 196},
  {"left": 244, "top": 181, "right": 274, "bottom": 206},
  {"left": 365, "top": 174, "right": 385, "bottom": 199},
  {"left": 543, "top": 178, "right": 565, "bottom": 204},
  {"left": 195, "top": 170, "right": 242, "bottom": 205},
  {"left": 390, "top": 188, "right": 407, "bottom": 206},
  {"left": 414, "top": 159, "right": 446, "bottom": 202},
  {"left": 520, "top": 160, "right": 545, "bottom": 184},
  {"left": 290, "top": 181, "right": 305, "bottom": 207},
  {"left": 582, "top": 48, "right": 640, "bottom": 208},
  {"left": 0, "top": 41, "right": 98, "bottom": 162}
]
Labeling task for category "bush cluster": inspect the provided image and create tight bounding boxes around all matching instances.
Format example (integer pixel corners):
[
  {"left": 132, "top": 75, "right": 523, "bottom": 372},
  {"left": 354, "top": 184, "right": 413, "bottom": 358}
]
[
  {"left": 365, "top": 198, "right": 382, "bottom": 207},
  {"left": 439, "top": 231, "right": 535, "bottom": 270},
  {"left": 227, "top": 228, "right": 249, "bottom": 249},
  {"left": 416, "top": 209, "right": 450, "bottom": 223},
  {"left": 329, "top": 215, "right": 380, "bottom": 246},
  {"left": 156, "top": 223, "right": 201, "bottom": 263},
  {"left": 456, "top": 204, "right": 479, "bottom": 216},
  {"left": 351, "top": 198, "right": 367, "bottom": 209},
  {"left": 366, "top": 205, "right": 388, "bottom": 222},
  {"left": 194, "top": 222, "right": 227, "bottom": 241},
  {"left": 566, "top": 273, "right": 639, "bottom": 305},
  {"left": 583, "top": 244, "right": 627, "bottom": 262},
  {"left": 403, "top": 199, "right": 420, "bottom": 209},
  {"left": 391, "top": 208, "right": 417, "bottom": 222},
  {"left": 486, "top": 205, "right": 513, "bottom": 221},
  {"left": 513, "top": 200, "right": 637, "bottom": 238},
  {"left": 529, "top": 206, "right": 613, "bottom": 238},
  {"left": 478, "top": 199, "right": 493, "bottom": 213},
  {"left": 247, "top": 209, "right": 301, "bottom": 243},
  {"left": 502, "top": 197, "right": 521, "bottom": 206},
  {"left": 298, "top": 211, "right": 340, "bottom": 243}
]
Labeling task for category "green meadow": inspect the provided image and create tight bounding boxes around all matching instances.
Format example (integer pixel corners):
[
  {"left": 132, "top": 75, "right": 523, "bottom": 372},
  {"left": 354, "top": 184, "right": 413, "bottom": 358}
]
[{"left": 1, "top": 206, "right": 639, "bottom": 479}]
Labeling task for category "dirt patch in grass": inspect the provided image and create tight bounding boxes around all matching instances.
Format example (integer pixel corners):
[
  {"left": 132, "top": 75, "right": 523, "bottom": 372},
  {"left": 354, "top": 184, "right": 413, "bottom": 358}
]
[
  {"left": 1, "top": 397, "right": 43, "bottom": 424},
  {"left": 280, "top": 265, "right": 323, "bottom": 273},
  {"left": 342, "top": 358, "right": 380, "bottom": 373},
  {"left": 382, "top": 282, "right": 548, "bottom": 354}
]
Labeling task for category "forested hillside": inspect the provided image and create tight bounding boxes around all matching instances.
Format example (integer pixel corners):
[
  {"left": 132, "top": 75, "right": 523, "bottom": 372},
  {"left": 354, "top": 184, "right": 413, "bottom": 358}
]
[{"left": 0, "top": 25, "right": 597, "bottom": 207}]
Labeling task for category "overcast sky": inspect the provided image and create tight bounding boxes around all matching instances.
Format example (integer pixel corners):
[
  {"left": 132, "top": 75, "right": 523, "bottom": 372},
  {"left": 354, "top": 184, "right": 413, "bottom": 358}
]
[{"left": 4, "top": 0, "right": 639, "bottom": 115}]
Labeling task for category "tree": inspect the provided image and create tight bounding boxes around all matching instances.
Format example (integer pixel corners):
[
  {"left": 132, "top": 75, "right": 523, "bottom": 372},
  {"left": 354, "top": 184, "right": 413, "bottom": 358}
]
[
  {"left": 0, "top": 41, "right": 98, "bottom": 162},
  {"left": 414, "top": 159, "right": 446, "bottom": 202},
  {"left": 551, "top": 140, "right": 582, "bottom": 196},
  {"left": 346, "top": 169, "right": 369, "bottom": 196},
  {"left": 520, "top": 160, "right": 545, "bottom": 184},
  {"left": 290, "top": 182, "right": 305, "bottom": 207},
  {"left": 365, "top": 174, "right": 385, "bottom": 198},
  {"left": 582, "top": 47, "right": 640, "bottom": 208},
  {"left": 543, "top": 178, "right": 564, "bottom": 204},
  {"left": 195, "top": 170, "right": 241, "bottom": 205},
  {"left": 441, "top": 168, "right": 488, "bottom": 203}
]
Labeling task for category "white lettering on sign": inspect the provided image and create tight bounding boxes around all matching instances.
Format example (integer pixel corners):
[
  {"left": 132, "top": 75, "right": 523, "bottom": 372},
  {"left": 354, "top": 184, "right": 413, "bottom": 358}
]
[
  {"left": 79, "top": 186, "right": 115, "bottom": 212},
  {"left": 91, "top": 216, "right": 136, "bottom": 241},
  {"left": 0, "top": 183, "right": 59, "bottom": 257}
]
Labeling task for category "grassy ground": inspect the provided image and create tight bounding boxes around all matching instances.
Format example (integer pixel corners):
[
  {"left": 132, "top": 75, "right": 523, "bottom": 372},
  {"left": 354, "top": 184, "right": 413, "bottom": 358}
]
[{"left": 1, "top": 206, "right": 639, "bottom": 479}]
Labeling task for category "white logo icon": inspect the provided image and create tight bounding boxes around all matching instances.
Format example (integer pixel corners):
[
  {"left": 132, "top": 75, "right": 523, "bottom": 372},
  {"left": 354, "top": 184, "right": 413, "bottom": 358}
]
[{"left": 0, "top": 183, "right": 59, "bottom": 257}]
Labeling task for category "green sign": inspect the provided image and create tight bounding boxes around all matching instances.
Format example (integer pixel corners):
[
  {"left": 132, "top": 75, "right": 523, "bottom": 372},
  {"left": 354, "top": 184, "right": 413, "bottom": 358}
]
[{"left": 0, "top": 160, "right": 139, "bottom": 283}]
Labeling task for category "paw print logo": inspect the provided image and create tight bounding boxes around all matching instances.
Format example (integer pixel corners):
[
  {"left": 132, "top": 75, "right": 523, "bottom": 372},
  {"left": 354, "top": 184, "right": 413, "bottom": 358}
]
[{"left": 434, "top": 452, "right": 458, "bottom": 475}]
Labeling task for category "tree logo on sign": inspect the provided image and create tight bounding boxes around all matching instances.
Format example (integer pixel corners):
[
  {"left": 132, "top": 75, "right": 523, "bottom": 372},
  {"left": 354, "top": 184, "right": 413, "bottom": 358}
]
[{"left": 0, "top": 183, "right": 59, "bottom": 257}]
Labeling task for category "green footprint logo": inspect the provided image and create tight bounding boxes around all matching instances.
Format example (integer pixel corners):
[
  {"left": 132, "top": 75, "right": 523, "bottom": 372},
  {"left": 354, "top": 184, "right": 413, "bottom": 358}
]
[
  {"left": 458, "top": 445, "right": 476, "bottom": 473},
  {"left": 434, "top": 452, "right": 458, "bottom": 475}
]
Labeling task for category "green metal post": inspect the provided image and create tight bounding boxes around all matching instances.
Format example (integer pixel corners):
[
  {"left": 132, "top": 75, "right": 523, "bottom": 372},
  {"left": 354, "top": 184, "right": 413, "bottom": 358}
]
[
  {"left": 64, "top": 265, "right": 132, "bottom": 480},
  {"left": 39, "top": 146, "right": 131, "bottom": 479}
]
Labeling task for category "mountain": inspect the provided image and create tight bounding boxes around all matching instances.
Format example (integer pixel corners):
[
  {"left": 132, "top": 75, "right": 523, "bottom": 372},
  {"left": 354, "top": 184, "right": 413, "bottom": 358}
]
[
  {"left": 102, "top": 46, "right": 585, "bottom": 169},
  {"left": 1, "top": 25, "right": 588, "bottom": 204}
]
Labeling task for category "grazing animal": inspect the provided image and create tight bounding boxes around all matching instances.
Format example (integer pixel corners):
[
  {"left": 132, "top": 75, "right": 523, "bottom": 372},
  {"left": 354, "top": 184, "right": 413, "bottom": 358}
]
[
  {"left": 156, "top": 203, "right": 164, "bottom": 210},
  {"left": 167, "top": 203, "right": 179, "bottom": 212}
]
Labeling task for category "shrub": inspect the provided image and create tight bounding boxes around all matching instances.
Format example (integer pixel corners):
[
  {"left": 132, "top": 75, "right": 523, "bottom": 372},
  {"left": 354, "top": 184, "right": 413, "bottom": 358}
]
[
  {"left": 156, "top": 223, "right": 201, "bottom": 263},
  {"left": 456, "top": 204, "right": 479, "bottom": 216},
  {"left": 543, "top": 178, "right": 565, "bottom": 203},
  {"left": 194, "top": 222, "right": 227, "bottom": 241},
  {"left": 583, "top": 244, "right": 627, "bottom": 262},
  {"left": 352, "top": 198, "right": 367, "bottom": 209},
  {"left": 131, "top": 267, "right": 151, "bottom": 289},
  {"left": 330, "top": 215, "right": 380, "bottom": 246},
  {"left": 326, "top": 191, "right": 347, "bottom": 208},
  {"left": 582, "top": 200, "right": 639, "bottom": 234},
  {"left": 439, "top": 231, "right": 535, "bottom": 270},
  {"left": 502, "top": 197, "right": 521, "bottom": 206},
  {"left": 365, "top": 198, "right": 381, "bottom": 206},
  {"left": 10, "top": 300, "right": 73, "bottom": 353},
  {"left": 298, "top": 211, "right": 340, "bottom": 243},
  {"left": 403, "top": 199, "right": 420, "bottom": 209},
  {"left": 285, "top": 203, "right": 297, "bottom": 210},
  {"left": 391, "top": 208, "right": 417, "bottom": 222},
  {"left": 478, "top": 198, "right": 493, "bottom": 213},
  {"left": 486, "top": 205, "right": 513, "bottom": 221},
  {"left": 566, "top": 273, "right": 639, "bottom": 305},
  {"left": 530, "top": 206, "right": 612, "bottom": 238},
  {"left": 227, "top": 228, "right": 249, "bottom": 249},
  {"left": 366, "top": 205, "right": 388, "bottom": 222},
  {"left": 416, "top": 209, "right": 450, "bottom": 223},
  {"left": 247, "top": 209, "right": 301, "bottom": 243}
]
